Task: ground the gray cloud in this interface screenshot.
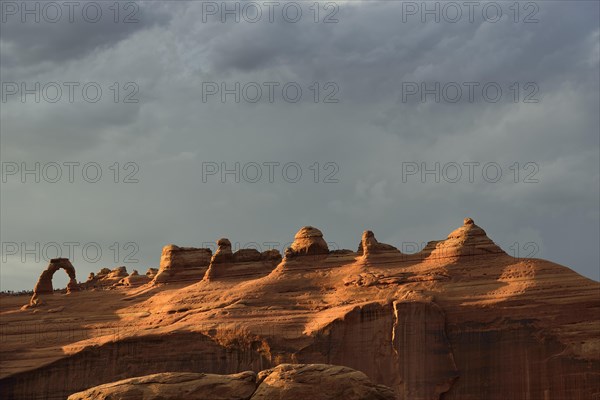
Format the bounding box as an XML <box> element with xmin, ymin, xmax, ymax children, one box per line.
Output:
<box><xmin>1</xmin><ymin>1</ymin><xmax>598</xmax><ymax>290</ymax></box>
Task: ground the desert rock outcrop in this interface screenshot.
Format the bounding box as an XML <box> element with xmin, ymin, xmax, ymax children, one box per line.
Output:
<box><xmin>115</xmin><ymin>270</ymin><xmax>151</xmax><ymax>287</ymax></box>
<box><xmin>67</xmin><ymin>364</ymin><xmax>395</xmax><ymax>400</ymax></box>
<box><xmin>82</xmin><ymin>266</ymin><xmax>129</xmax><ymax>289</ymax></box>
<box><xmin>32</xmin><ymin>258</ymin><xmax>78</xmax><ymax>295</ymax></box>
<box><xmin>2</xmin><ymin>218</ymin><xmax>598</xmax><ymax>400</ymax></box>
<box><xmin>211</xmin><ymin>238</ymin><xmax>234</xmax><ymax>263</ymax></box>
<box><xmin>145</xmin><ymin>268</ymin><xmax>158</xmax><ymax>279</ymax></box>
<box><xmin>358</xmin><ymin>230</ymin><xmax>400</xmax><ymax>257</ymax></box>
<box><xmin>204</xmin><ymin>239</ymin><xmax>281</xmax><ymax>281</ymax></box>
<box><xmin>284</xmin><ymin>226</ymin><xmax>329</xmax><ymax>258</ymax></box>
<box><xmin>27</xmin><ymin>258</ymin><xmax>79</xmax><ymax>307</ymax></box>
<box><xmin>152</xmin><ymin>245</ymin><xmax>212</xmax><ymax>284</ymax></box>
<box><xmin>67</xmin><ymin>371</ymin><xmax>257</xmax><ymax>400</ymax></box>
<box><xmin>252</xmin><ymin>364</ymin><xmax>396</xmax><ymax>400</ymax></box>
<box><xmin>424</xmin><ymin>217</ymin><xmax>505</xmax><ymax>261</ymax></box>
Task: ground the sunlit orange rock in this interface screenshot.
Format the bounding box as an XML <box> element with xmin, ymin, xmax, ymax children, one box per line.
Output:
<box><xmin>1</xmin><ymin>219</ymin><xmax>598</xmax><ymax>400</ymax></box>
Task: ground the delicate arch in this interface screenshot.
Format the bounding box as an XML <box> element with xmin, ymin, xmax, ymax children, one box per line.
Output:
<box><xmin>33</xmin><ymin>258</ymin><xmax>79</xmax><ymax>295</ymax></box>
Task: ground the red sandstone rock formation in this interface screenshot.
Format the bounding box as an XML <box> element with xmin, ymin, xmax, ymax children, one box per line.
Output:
<box><xmin>145</xmin><ymin>268</ymin><xmax>158</xmax><ymax>279</ymax></box>
<box><xmin>67</xmin><ymin>364</ymin><xmax>395</xmax><ymax>400</ymax></box>
<box><xmin>68</xmin><ymin>371</ymin><xmax>257</xmax><ymax>400</ymax></box>
<box><xmin>82</xmin><ymin>266</ymin><xmax>129</xmax><ymax>289</ymax></box>
<box><xmin>284</xmin><ymin>226</ymin><xmax>329</xmax><ymax>258</ymax></box>
<box><xmin>152</xmin><ymin>245</ymin><xmax>212</xmax><ymax>284</ymax></box>
<box><xmin>114</xmin><ymin>270</ymin><xmax>151</xmax><ymax>287</ymax></box>
<box><xmin>204</xmin><ymin>239</ymin><xmax>281</xmax><ymax>281</ymax></box>
<box><xmin>423</xmin><ymin>217</ymin><xmax>505</xmax><ymax>261</ymax></box>
<box><xmin>32</xmin><ymin>258</ymin><xmax>78</xmax><ymax>294</ymax></box>
<box><xmin>1</xmin><ymin>218</ymin><xmax>598</xmax><ymax>400</ymax></box>
<box><xmin>358</xmin><ymin>230</ymin><xmax>400</xmax><ymax>257</ymax></box>
<box><xmin>28</xmin><ymin>258</ymin><xmax>79</xmax><ymax>306</ymax></box>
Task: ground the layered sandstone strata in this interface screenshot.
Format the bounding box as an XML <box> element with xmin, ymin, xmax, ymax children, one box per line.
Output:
<box><xmin>284</xmin><ymin>226</ymin><xmax>329</xmax><ymax>258</ymax></box>
<box><xmin>152</xmin><ymin>245</ymin><xmax>212</xmax><ymax>284</ymax></box>
<box><xmin>204</xmin><ymin>239</ymin><xmax>281</xmax><ymax>281</ymax></box>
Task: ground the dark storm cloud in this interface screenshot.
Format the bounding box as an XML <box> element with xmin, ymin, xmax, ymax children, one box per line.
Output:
<box><xmin>0</xmin><ymin>1</ymin><xmax>172</xmax><ymax>72</ymax></box>
<box><xmin>1</xmin><ymin>1</ymin><xmax>598</xmax><ymax>290</ymax></box>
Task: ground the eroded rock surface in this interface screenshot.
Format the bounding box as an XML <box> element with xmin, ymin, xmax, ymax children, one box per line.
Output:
<box><xmin>425</xmin><ymin>217</ymin><xmax>505</xmax><ymax>261</ymax></box>
<box><xmin>152</xmin><ymin>245</ymin><xmax>212</xmax><ymax>284</ymax></box>
<box><xmin>115</xmin><ymin>270</ymin><xmax>151</xmax><ymax>287</ymax></box>
<box><xmin>284</xmin><ymin>226</ymin><xmax>329</xmax><ymax>258</ymax></box>
<box><xmin>252</xmin><ymin>364</ymin><xmax>396</xmax><ymax>400</ymax></box>
<box><xmin>67</xmin><ymin>371</ymin><xmax>257</xmax><ymax>400</ymax></box>
<box><xmin>27</xmin><ymin>258</ymin><xmax>80</xmax><ymax>306</ymax></box>
<box><xmin>204</xmin><ymin>239</ymin><xmax>281</xmax><ymax>281</ymax></box>
<box><xmin>2</xmin><ymin>219</ymin><xmax>598</xmax><ymax>400</ymax></box>
<box><xmin>358</xmin><ymin>230</ymin><xmax>400</xmax><ymax>257</ymax></box>
<box><xmin>145</xmin><ymin>268</ymin><xmax>158</xmax><ymax>279</ymax></box>
<box><xmin>67</xmin><ymin>365</ymin><xmax>395</xmax><ymax>400</ymax></box>
<box><xmin>82</xmin><ymin>266</ymin><xmax>129</xmax><ymax>289</ymax></box>
<box><xmin>32</xmin><ymin>258</ymin><xmax>78</xmax><ymax>295</ymax></box>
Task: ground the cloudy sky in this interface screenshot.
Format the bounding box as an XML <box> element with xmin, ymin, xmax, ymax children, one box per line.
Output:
<box><xmin>1</xmin><ymin>0</ymin><xmax>598</xmax><ymax>290</ymax></box>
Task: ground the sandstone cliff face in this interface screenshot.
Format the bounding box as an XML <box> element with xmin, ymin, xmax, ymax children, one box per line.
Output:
<box><xmin>67</xmin><ymin>364</ymin><xmax>395</xmax><ymax>400</ymax></box>
<box><xmin>152</xmin><ymin>245</ymin><xmax>212</xmax><ymax>284</ymax></box>
<box><xmin>295</xmin><ymin>301</ymin><xmax>458</xmax><ymax>399</ymax></box>
<box><xmin>1</xmin><ymin>219</ymin><xmax>598</xmax><ymax>400</ymax></box>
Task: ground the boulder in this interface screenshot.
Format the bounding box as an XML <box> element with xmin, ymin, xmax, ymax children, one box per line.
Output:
<box><xmin>67</xmin><ymin>371</ymin><xmax>257</xmax><ymax>400</ymax></box>
<box><xmin>67</xmin><ymin>365</ymin><xmax>395</xmax><ymax>400</ymax></box>
<box><xmin>114</xmin><ymin>270</ymin><xmax>151</xmax><ymax>287</ymax></box>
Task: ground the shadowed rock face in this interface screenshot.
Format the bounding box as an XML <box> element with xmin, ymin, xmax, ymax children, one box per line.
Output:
<box><xmin>2</xmin><ymin>219</ymin><xmax>599</xmax><ymax>400</ymax></box>
<box><xmin>296</xmin><ymin>301</ymin><xmax>458</xmax><ymax>399</ymax></box>
<box><xmin>67</xmin><ymin>365</ymin><xmax>396</xmax><ymax>400</ymax></box>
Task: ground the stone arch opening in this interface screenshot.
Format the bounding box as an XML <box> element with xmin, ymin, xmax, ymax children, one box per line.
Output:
<box><xmin>33</xmin><ymin>258</ymin><xmax>80</xmax><ymax>295</ymax></box>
